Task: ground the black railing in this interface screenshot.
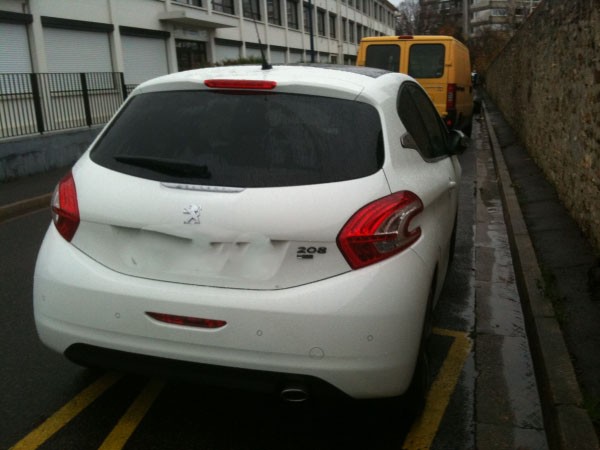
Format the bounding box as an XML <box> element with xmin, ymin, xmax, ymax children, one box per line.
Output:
<box><xmin>0</xmin><ymin>72</ymin><xmax>129</xmax><ymax>139</ymax></box>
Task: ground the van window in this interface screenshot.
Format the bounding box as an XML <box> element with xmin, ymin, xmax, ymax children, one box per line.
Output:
<box><xmin>90</xmin><ymin>91</ymin><xmax>383</xmax><ymax>188</ymax></box>
<box><xmin>408</xmin><ymin>44</ymin><xmax>445</xmax><ymax>78</ymax></box>
<box><xmin>365</xmin><ymin>45</ymin><xmax>400</xmax><ymax>72</ymax></box>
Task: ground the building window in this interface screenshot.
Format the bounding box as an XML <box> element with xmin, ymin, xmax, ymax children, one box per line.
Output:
<box><xmin>342</xmin><ymin>18</ymin><xmax>347</xmax><ymax>41</ymax></box>
<box><xmin>303</xmin><ymin>3</ymin><xmax>312</xmax><ymax>32</ymax></box>
<box><xmin>213</xmin><ymin>0</ymin><xmax>234</xmax><ymax>14</ymax></box>
<box><xmin>317</xmin><ymin>9</ymin><xmax>325</xmax><ymax>36</ymax></box>
<box><xmin>329</xmin><ymin>13</ymin><xmax>336</xmax><ymax>38</ymax></box>
<box><xmin>357</xmin><ymin>25</ymin><xmax>362</xmax><ymax>42</ymax></box>
<box><xmin>243</xmin><ymin>0</ymin><xmax>261</xmax><ymax>20</ymax></box>
<box><xmin>176</xmin><ymin>40</ymin><xmax>207</xmax><ymax>71</ymax></box>
<box><xmin>268</xmin><ymin>0</ymin><xmax>282</xmax><ymax>25</ymax></box>
<box><xmin>355</xmin><ymin>0</ymin><xmax>361</xmax><ymax>10</ymax></box>
<box><xmin>349</xmin><ymin>20</ymin><xmax>354</xmax><ymax>43</ymax></box>
<box><xmin>287</xmin><ymin>0</ymin><xmax>299</xmax><ymax>29</ymax></box>
<box><xmin>174</xmin><ymin>0</ymin><xmax>203</xmax><ymax>6</ymax></box>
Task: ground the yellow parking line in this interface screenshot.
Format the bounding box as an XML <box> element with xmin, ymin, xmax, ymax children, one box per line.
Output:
<box><xmin>98</xmin><ymin>378</ymin><xmax>165</xmax><ymax>450</ymax></box>
<box><xmin>403</xmin><ymin>328</ymin><xmax>472</xmax><ymax>450</ymax></box>
<box><xmin>10</xmin><ymin>372</ymin><xmax>122</xmax><ymax>450</ymax></box>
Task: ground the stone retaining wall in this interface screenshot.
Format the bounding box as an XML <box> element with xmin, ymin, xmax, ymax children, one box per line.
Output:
<box><xmin>486</xmin><ymin>0</ymin><xmax>600</xmax><ymax>254</ymax></box>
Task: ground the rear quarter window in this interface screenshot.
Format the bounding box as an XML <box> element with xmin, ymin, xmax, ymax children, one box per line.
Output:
<box><xmin>90</xmin><ymin>91</ymin><xmax>384</xmax><ymax>188</ymax></box>
<box><xmin>398</xmin><ymin>83</ymin><xmax>448</xmax><ymax>160</ymax></box>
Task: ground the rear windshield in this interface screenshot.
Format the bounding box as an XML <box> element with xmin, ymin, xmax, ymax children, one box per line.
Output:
<box><xmin>408</xmin><ymin>44</ymin><xmax>445</xmax><ymax>78</ymax></box>
<box><xmin>365</xmin><ymin>45</ymin><xmax>400</xmax><ymax>72</ymax></box>
<box><xmin>90</xmin><ymin>90</ymin><xmax>383</xmax><ymax>188</ymax></box>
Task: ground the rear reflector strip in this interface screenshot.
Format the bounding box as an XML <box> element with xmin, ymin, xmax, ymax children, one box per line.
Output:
<box><xmin>204</xmin><ymin>79</ymin><xmax>277</xmax><ymax>90</ymax></box>
<box><xmin>146</xmin><ymin>312</ymin><xmax>227</xmax><ymax>329</ymax></box>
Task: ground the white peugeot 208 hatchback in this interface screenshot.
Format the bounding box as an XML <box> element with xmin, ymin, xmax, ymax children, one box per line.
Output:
<box><xmin>34</xmin><ymin>64</ymin><xmax>465</xmax><ymax>406</ymax></box>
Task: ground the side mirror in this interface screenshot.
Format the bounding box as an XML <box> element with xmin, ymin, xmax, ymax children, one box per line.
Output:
<box><xmin>448</xmin><ymin>129</ymin><xmax>470</xmax><ymax>155</ymax></box>
<box><xmin>400</xmin><ymin>132</ymin><xmax>419</xmax><ymax>150</ymax></box>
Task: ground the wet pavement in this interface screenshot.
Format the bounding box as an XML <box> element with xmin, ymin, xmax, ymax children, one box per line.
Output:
<box><xmin>474</xmin><ymin>115</ymin><xmax>547</xmax><ymax>449</ymax></box>
<box><xmin>483</xmin><ymin>92</ymin><xmax>600</xmax><ymax>449</ymax></box>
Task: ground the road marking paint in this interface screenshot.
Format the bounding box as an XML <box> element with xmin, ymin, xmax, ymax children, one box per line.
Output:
<box><xmin>9</xmin><ymin>372</ymin><xmax>122</xmax><ymax>450</ymax></box>
<box><xmin>403</xmin><ymin>328</ymin><xmax>472</xmax><ymax>450</ymax></box>
<box><xmin>98</xmin><ymin>378</ymin><xmax>165</xmax><ymax>450</ymax></box>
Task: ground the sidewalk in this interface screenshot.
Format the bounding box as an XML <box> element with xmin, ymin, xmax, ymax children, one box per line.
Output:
<box><xmin>482</xmin><ymin>91</ymin><xmax>600</xmax><ymax>449</ymax></box>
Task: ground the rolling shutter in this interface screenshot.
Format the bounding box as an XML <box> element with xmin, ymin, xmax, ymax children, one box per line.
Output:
<box><xmin>0</xmin><ymin>22</ymin><xmax>32</xmax><ymax>73</ymax></box>
<box><xmin>121</xmin><ymin>35</ymin><xmax>169</xmax><ymax>85</ymax></box>
<box><xmin>289</xmin><ymin>50</ymin><xmax>304</xmax><ymax>63</ymax></box>
<box><xmin>270</xmin><ymin>48</ymin><xmax>286</xmax><ymax>63</ymax></box>
<box><xmin>215</xmin><ymin>43</ymin><xmax>240</xmax><ymax>62</ymax></box>
<box><xmin>44</xmin><ymin>27</ymin><xmax>112</xmax><ymax>73</ymax></box>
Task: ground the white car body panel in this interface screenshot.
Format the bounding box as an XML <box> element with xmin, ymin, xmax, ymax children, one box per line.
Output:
<box><xmin>35</xmin><ymin>224</ymin><xmax>430</xmax><ymax>399</ymax></box>
<box><xmin>70</xmin><ymin>158</ymin><xmax>392</xmax><ymax>290</ymax></box>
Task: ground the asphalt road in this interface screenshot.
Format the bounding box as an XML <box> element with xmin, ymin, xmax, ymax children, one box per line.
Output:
<box><xmin>0</xmin><ymin>116</ymin><xmax>548</xmax><ymax>450</ymax></box>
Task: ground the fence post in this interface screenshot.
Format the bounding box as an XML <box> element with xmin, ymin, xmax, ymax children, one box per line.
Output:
<box><xmin>29</xmin><ymin>73</ymin><xmax>45</xmax><ymax>134</ymax></box>
<box><xmin>119</xmin><ymin>72</ymin><xmax>127</xmax><ymax>101</ymax></box>
<box><xmin>80</xmin><ymin>73</ymin><xmax>92</xmax><ymax>127</ymax></box>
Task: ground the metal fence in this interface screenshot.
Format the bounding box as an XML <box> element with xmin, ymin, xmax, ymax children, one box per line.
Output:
<box><xmin>0</xmin><ymin>72</ymin><xmax>131</xmax><ymax>139</ymax></box>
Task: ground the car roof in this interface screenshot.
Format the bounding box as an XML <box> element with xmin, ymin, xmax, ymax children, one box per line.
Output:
<box><xmin>132</xmin><ymin>64</ymin><xmax>413</xmax><ymax>100</ymax></box>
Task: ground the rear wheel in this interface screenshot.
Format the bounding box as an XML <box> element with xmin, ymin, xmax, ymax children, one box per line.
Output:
<box><xmin>449</xmin><ymin>215</ymin><xmax>458</xmax><ymax>265</ymax></box>
<box><xmin>401</xmin><ymin>276</ymin><xmax>436</xmax><ymax>418</ymax></box>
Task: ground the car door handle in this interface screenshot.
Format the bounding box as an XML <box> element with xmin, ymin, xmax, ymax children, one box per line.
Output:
<box><xmin>448</xmin><ymin>180</ymin><xmax>457</xmax><ymax>189</ymax></box>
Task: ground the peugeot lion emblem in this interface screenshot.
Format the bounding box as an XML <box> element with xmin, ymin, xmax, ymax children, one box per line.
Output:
<box><xmin>183</xmin><ymin>204</ymin><xmax>201</xmax><ymax>224</ymax></box>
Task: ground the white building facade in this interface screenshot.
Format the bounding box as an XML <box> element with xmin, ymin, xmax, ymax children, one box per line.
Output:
<box><xmin>470</xmin><ymin>0</ymin><xmax>541</xmax><ymax>35</ymax></box>
<box><xmin>0</xmin><ymin>0</ymin><xmax>397</xmax><ymax>86</ymax></box>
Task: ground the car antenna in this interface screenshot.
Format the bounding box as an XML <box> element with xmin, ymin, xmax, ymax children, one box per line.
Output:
<box><xmin>248</xmin><ymin>0</ymin><xmax>272</xmax><ymax>70</ymax></box>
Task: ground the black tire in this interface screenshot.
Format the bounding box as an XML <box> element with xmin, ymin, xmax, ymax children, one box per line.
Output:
<box><xmin>401</xmin><ymin>277</ymin><xmax>436</xmax><ymax>418</ymax></box>
<box><xmin>449</xmin><ymin>215</ymin><xmax>458</xmax><ymax>265</ymax></box>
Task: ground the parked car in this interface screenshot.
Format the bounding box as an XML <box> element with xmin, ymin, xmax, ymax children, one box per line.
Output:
<box><xmin>34</xmin><ymin>64</ymin><xmax>466</xmax><ymax>410</ymax></box>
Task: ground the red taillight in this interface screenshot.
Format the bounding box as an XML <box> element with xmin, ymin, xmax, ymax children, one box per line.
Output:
<box><xmin>51</xmin><ymin>171</ymin><xmax>80</xmax><ymax>242</ymax></box>
<box><xmin>446</xmin><ymin>83</ymin><xmax>456</xmax><ymax>111</ymax></box>
<box><xmin>146</xmin><ymin>312</ymin><xmax>227</xmax><ymax>329</ymax></box>
<box><xmin>337</xmin><ymin>191</ymin><xmax>423</xmax><ymax>270</ymax></box>
<box><xmin>204</xmin><ymin>79</ymin><xmax>277</xmax><ymax>90</ymax></box>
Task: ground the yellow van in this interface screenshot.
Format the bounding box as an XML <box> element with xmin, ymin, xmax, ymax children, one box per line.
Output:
<box><xmin>357</xmin><ymin>35</ymin><xmax>473</xmax><ymax>132</ymax></box>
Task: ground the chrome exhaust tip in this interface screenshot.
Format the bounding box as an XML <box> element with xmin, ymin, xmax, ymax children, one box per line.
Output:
<box><xmin>280</xmin><ymin>385</ymin><xmax>309</xmax><ymax>403</ymax></box>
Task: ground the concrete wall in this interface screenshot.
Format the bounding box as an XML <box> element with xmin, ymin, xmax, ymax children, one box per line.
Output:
<box><xmin>486</xmin><ymin>0</ymin><xmax>600</xmax><ymax>254</ymax></box>
<box><xmin>0</xmin><ymin>126</ymin><xmax>101</xmax><ymax>181</ymax></box>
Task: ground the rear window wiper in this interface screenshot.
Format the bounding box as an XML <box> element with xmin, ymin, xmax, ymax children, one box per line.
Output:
<box><xmin>114</xmin><ymin>155</ymin><xmax>211</xmax><ymax>179</ymax></box>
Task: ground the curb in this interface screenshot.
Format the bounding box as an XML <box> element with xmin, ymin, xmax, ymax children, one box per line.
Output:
<box><xmin>483</xmin><ymin>102</ymin><xmax>600</xmax><ymax>450</ymax></box>
<box><xmin>0</xmin><ymin>193</ymin><xmax>51</xmax><ymax>224</ymax></box>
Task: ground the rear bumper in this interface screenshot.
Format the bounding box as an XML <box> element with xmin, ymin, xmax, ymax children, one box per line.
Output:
<box><xmin>65</xmin><ymin>343</ymin><xmax>347</xmax><ymax>398</ymax></box>
<box><xmin>34</xmin><ymin>225</ymin><xmax>432</xmax><ymax>399</ymax></box>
